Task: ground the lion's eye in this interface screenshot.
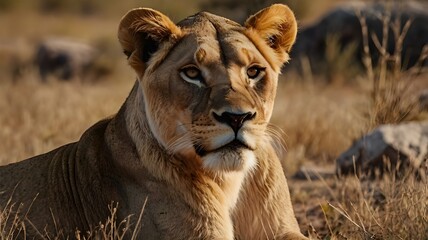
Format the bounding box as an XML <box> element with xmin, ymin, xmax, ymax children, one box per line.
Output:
<box><xmin>180</xmin><ymin>65</ymin><xmax>205</xmax><ymax>88</ymax></box>
<box><xmin>247</xmin><ymin>67</ymin><xmax>259</xmax><ymax>78</ymax></box>
<box><xmin>247</xmin><ymin>66</ymin><xmax>266</xmax><ymax>82</ymax></box>
<box><xmin>183</xmin><ymin>67</ymin><xmax>200</xmax><ymax>79</ymax></box>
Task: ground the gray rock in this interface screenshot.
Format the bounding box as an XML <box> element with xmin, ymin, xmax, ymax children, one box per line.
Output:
<box><xmin>288</xmin><ymin>2</ymin><xmax>428</xmax><ymax>77</ymax></box>
<box><xmin>35</xmin><ymin>38</ymin><xmax>97</xmax><ymax>82</ymax></box>
<box><xmin>336</xmin><ymin>121</ymin><xmax>428</xmax><ymax>178</ymax></box>
<box><xmin>0</xmin><ymin>39</ymin><xmax>32</xmax><ymax>82</ymax></box>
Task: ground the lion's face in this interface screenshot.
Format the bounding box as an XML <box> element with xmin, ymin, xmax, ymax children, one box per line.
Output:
<box><xmin>118</xmin><ymin>6</ymin><xmax>297</xmax><ymax>172</ymax></box>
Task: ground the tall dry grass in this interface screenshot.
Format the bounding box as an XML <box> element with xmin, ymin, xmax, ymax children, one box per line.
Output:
<box><xmin>0</xmin><ymin>80</ymin><xmax>132</xmax><ymax>165</ymax></box>
<box><xmin>294</xmin><ymin>169</ymin><xmax>428</xmax><ymax>239</ymax></box>
<box><xmin>356</xmin><ymin>7</ymin><xmax>428</xmax><ymax>129</ymax></box>
<box><xmin>272</xmin><ymin>79</ymin><xmax>367</xmax><ymax>174</ymax></box>
<box><xmin>327</xmin><ymin>173</ymin><xmax>427</xmax><ymax>239</ymax></box>
<box><xmin>0</xmin><ymin>199</ymin><xmax>146</xmax><ymax>239</ymax></box>
<box><xmin>289</xmin><ymin>6</ymin><xmax>428</xmax><ymax>239</ymax></box>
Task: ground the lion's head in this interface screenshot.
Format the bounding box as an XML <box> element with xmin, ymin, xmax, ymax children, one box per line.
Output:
<box><xmin>118</xmin><ymin>5</ymin><xmax>297</xmax><ymax>172</ymax></box>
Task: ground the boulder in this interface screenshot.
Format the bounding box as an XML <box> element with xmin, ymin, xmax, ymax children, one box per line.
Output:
<box><xmin>288</xmin><ymin>2</ymin><xmax>428</xmax><ymax>78</ymax></box>
<box><xmin>35</xmin><ymin>38</ymin><xmax>97</xmax><ymax>82</ymax></box>
<box><xmin>0</xmin><ymin>39</ymin><xmax>32</xmax><ymax>82</ymax></box>
<box><xmin>336</xmin><ymin>121</ymin><xmax>428</xmax><ymax>178</ymax></box>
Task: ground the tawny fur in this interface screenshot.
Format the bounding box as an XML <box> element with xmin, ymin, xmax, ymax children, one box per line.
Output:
<box><xmin>0</xmin><ymin>4</ymin><xmax>307</xmax><ymax>240</ymax></box>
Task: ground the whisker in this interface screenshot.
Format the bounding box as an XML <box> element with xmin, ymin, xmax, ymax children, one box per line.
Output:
<box><xmin>166</xmin><ymin>132</ymin><xmax>194</xmax><ymax>153</ymax></box>
<box><xmin>266</xmin><ymin>123</ymin><xmax>286</xmax><ymax>141</ymax></box>
<box><xmin>265</xmin><ymin>123</ymin><xmax>287</xmax><ymax>155</ymax></box>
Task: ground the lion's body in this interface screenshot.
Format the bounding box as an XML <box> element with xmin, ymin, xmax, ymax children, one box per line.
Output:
<box><xmin>0</xmin><ymin>5</ymin><xmax>307</xmax><ymax>239</ymax></box>
<box><xmin>0</xmin><ymin>114</ymin><xmax>119</xmax><ymax>237</ymax></box>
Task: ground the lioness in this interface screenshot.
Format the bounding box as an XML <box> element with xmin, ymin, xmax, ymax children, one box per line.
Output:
<box><xmin>0</xmin><ymin>4</ymin><xmax>307</xmax><ymax>240</ymax></box>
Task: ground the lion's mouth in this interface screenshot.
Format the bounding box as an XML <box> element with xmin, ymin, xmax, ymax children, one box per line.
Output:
<box><xmin>194</xmin><ymin>139</ymin><xmax>252</xmax><ymax>157</ymax></box>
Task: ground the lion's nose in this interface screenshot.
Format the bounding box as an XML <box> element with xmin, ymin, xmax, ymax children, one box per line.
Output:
<box><xmin>213</xmin><ymin>111</ymin><xmax>256</xmax><ymax>134</ymax></box>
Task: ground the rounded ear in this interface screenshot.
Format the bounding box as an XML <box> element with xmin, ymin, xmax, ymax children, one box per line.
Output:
<box><xmin>244</xmin><ymin>4</ymin><xmax>297</xmax><ymax>64</ymax></box>
<box><xmin>118</xmin><ymin>8</ymin><xmax>182</xmax><ymax>72</ymax></box>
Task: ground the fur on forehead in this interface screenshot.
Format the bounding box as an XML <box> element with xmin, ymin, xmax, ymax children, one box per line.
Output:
<box><xmin>118</xmin><ymin>4</ymin><xmax>297</xmax><ymax>75</ymax></box>
<box><xmin>177</xmin><ymin>11</ymin><xmax>241</xmax><ymax>30</ymax></box>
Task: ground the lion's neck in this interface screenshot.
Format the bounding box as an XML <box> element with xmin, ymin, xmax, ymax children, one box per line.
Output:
<box><xmin>124</xmin><ymin>81</ymin><xmax>180</xmax><ymax>179</ymax></box>
<box><xmin>206</xmin><ymin>170</ymin><xmax>247</xmax><ymax>210</ymax></box>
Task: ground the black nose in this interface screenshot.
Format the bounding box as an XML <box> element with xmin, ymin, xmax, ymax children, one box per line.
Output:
<box><xmin>213</xmin><ymin>111</ymin><xmax>256</xmax><ymax>133</ymax></box>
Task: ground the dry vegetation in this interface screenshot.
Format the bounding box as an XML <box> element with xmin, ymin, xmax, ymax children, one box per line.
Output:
<box><xmin>1</xmin><ymin>0</ymin><xmax>428</xmax><ymax>239</ymax></box>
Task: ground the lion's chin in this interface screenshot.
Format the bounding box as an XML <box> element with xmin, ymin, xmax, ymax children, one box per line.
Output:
<box><xmin>201</xmin><ymin>149</ymin><xmax>256</xmax><ymax>172</ymax></box>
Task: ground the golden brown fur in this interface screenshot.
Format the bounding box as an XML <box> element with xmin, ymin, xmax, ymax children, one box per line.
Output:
<box><xmin>0</xmin><ymin>4</ymin><xmax>307</xmax><ymax>239</ymax></box>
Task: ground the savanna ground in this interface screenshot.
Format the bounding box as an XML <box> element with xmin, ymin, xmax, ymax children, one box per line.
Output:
<box><xmin>1</xmin><ymin>0</ymin><xmax>427</xmax><ymax>239</ymax></box>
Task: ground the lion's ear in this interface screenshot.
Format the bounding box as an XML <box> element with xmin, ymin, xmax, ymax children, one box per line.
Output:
<box><xmin>244</xmin><ymin>4</ymin><xmax>297</xmax><ymax>64</ymax></box>
<box><xmin>118</xmin><ymin>8</ymin><xmax>181</xmax><ymax>71</ymax></box>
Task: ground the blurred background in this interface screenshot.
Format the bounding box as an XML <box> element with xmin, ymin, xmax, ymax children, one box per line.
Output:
<box><xmin>0</xmin><ymin>0</ymin><xmax>427</xmax><ymax>239</ymax></box>
<box><xmin>0</xmin><ymin>0</ymin><xmax>345</xmax><ymax>85</ymax></box>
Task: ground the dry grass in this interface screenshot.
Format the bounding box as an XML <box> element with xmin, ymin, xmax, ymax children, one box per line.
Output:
<box><xmin>287</xmin><ymin>6</ymin><xmax>428</xmax><ymax>240</ymax></box>
<box><xmin>0</xmin><ymin>79</ymin><xmax>133</xmax><ymax>165</ymax></box>
<box><xmin>356</xmin><ymin>8</ymin><xmax>428</xmax><ymax>129</ymax></box>
<box><xmin>291</xmin><ymin>171</ymin><xmax>428</xmax><ymax>239</ymax></box>
<box><xmin>273</xmin><ymin>79</ymin><xmax>368</xmax><ymax>174</ymax></box>
<box><xmin>277</xmin><ymin>73</ymin><xmax>427</xmax><ymax>239</ymax></box>
<box><xmin>0</xmin><ymin>199</ymin><xmax>146</xmax><ymax>239</ymax></box>
<box><xmin>75</xmin><ymin>200</ymin><xmax>147</xmax><ymax>240</ymax></box>
<box><xmin>1</xmin><ymin>1</ymin><xmax>428</xmax><ymax>239</ymax></box>
<box><xmin>331</xmin><ymin>174</ymin><xmax>427</xmax><ymax>239</ymax></box>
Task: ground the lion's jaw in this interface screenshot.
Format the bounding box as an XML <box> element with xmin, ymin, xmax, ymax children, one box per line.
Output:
<box><xmin>201</xmin><ymin>148</ymin><xmax>257</xmax><ymax>173</ymax></box>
